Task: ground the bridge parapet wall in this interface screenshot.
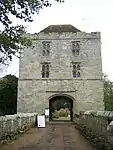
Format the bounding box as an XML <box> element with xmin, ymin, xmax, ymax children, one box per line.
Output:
<box><xmin>74</xmin><ymin>111</ymin><xmax>113</xmax><ymax>149</ymax></box>
<box><xmin>0</xmin><ymin>113</ymin><xmax>37</xmax><ymax>145</ymax></box>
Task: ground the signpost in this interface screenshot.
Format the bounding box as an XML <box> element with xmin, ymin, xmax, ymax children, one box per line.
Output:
<box><xmin>37</xmin><ymin>108</ymin><xmax>49</xmax><ymax>127</ymax></box>
<box><xmin>45</xmin><ymin>108</ymin><xmax>49</xmax><ymax>116</ymax></box>
<box><xmin>45</xmin><ymin>108</ymin><xmax>49</xmax><ymax>122</ymax></box>
<box><xmin>38</xmin><ymin>115</ymin><xmax>45</xmax><ymax>127</ymax></box>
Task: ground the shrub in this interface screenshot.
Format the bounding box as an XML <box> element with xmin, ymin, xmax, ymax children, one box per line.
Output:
<box><xmin>52</xmin><ymin>110</ymin><xmax>59</xmax><ymax>118</ymax></box>
<box><xmin>58</xmin><ymin>108</ymin><xmax>69</xmax><ymax>117</ymax></box>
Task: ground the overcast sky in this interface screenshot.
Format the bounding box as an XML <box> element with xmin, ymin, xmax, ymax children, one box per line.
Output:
<box><xmin>2</xmin><ymin>0</ymin><xmax>113</xmax><ymax>81</ymax></box>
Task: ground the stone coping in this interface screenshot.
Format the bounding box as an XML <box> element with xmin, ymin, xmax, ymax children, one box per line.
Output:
<box><xmin>81</xmin><ymin>111</ymin><xmax>113</xmax><ymax>119</ymax></box>
<box><xmin>0</xmin><ymin>113</ymin><xmax>38</xmax><ymax>121</ymax></box>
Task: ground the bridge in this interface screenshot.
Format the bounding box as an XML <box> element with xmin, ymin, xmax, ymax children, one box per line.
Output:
<box><xmin>0</xmin><ymin>111</ymin><xmax>113</xmax><ymax>150</ymax></box>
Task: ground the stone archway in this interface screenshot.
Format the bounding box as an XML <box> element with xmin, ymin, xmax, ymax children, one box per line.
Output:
<box><xmin>49</xmin><ymin>94</ymin><xmax>74</xmax><ymax>121</ymax></box>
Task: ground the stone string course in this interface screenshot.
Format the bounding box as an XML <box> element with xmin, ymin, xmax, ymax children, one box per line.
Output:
<box><xmin>0</xmin><ymin>113</ymin><xmax>37</xmax><ymax>145</ymax></box>
<box><xmin>74</xmin><ymin>111</ymin><xmax>113</xmax><ymax>149</ymax></box>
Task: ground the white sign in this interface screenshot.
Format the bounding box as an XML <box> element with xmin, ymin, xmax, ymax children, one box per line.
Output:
<box><xmin>38</xmin><ymin>115</ymin><xmax>45</xmax><ymax>127</ymax></box>
<box><xmin>68</xmin><ymin>115</ymin><xmax>70</xmax><ymax>118</ymax></box>
<box><xmin>45</xmin><ymin>109</ymin><xmax>49</xmax><ymax>116</ymax></box>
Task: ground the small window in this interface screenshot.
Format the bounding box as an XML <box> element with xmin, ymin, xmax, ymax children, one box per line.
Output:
<box><xmin>47</xmin><ymin>43</ymin><xmax>50</xmax><ymax>50</ymax></box>
<box><xmin>71</xmin><ymin>41</ymin><xmax>80</xmax><ymax>55</ymax></box>
<box><xmin>72</xmin><ymin>43</ymin><xmax>76</xmax><ymax>50</ymax></box>
<box><xmin>73</xmin><ymin>71</ymin><xmax>76</xmax><ymax>78</ymax></box>
<box><xmin>42</xmin><ymin>72</ymin><xmax>45</xmax><ymax>78</ymax></box>
<box><xmin>77</xmin><ymin>72</ymin><xmax>81</xmax><ymax>77</ymax></box>
<box><xmin>73</xmin><ymin>65</ymin><xmax>76</xmax><ymax>70</ymax></box>
<box><xmin>42</xmin><ymin>41</ymin><xmax>50</xmax><ymax>56</ymax></box>
<box><xmin>72</xmin><ymin>63</ymin><xmax>81</xmax><ymax>78</ymax></box>
<box><xmin>46</xmin><ymin>71</ymin><xmax>49</xmax><ymax>78</ymax></box>
<box><xmin>43</xmin><ymin>43</ymin><xmax>46</xmax><ymax>49</ymax></box>
<box><xmin>42</xmin><ymin>64</ymin><xmax>50</xmax><ymax>78</ymax></box>
<box><xmin>77</xmin><ymin>64</ymin><xmax>80</xmax><ymax>70</ymax></box>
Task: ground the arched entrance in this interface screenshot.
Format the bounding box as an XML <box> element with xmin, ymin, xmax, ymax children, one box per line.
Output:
<box><xmin>49</xmin><ymin>95</ymin><xmax>73</xmax><ymax>121</ymax></box>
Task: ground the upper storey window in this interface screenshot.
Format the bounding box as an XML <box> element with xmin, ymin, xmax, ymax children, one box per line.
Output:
<box><xmin>42</xmin><ymin>63</ymin><xmax>50</xmax><ymax>78</ymax></box>
<box><xmin>71</xmin><ymin>41</ymin><xmax>80</xmax><ymax>56</ymax></box>
<box><xmin>72</xmin><ymin>63</ymin><xmax>81</xmax><ymax>78</ymax></box>
<box><xmin>42</xmin><ymin>41</ymin><xmax>50</xmax><ymax>56</ymax></box>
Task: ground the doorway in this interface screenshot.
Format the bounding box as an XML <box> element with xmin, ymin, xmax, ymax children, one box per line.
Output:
<box><xmin>49</xmin><ymin>95</ymin><xmax>73</xmax><ymax>121</ymax></box>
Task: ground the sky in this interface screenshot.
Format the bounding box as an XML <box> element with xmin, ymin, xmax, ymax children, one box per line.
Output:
<box><xmin>1</xmin><ymin>0</ymin><xmax>113</xmax><ymax>81</ymax></box>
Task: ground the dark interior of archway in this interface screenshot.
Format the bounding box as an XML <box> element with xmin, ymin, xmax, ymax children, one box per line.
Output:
<box><xmin>49</xmin><ymin>96</ymin><xmax>73</xmax><ymax>121</ymax></box>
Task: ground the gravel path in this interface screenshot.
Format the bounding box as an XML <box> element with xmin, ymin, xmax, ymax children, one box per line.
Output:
<box><xmin>0</xmin><ymin>122</ymin><xmax>95</xmax><ymax>150</ymax></box>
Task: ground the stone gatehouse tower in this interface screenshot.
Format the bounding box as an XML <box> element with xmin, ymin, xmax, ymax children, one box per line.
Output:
<box><xmin>17</xmin><ymin>25</ymin><xmax>104</xmax><ymax>115</ymax></box>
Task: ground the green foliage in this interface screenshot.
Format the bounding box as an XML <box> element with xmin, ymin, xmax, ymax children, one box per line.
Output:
<box><xmin>0</xmin><ymin>0</ymin><xmax>64</xmax><ymax>27</ymax></box>
<box><xmin>0</xmin><ymin>0</ymin><xmax>64</xmax><ymax>65</ymax></box>
<box><xmin>0</xmin><ymin>74</ymin><xmax>18</xmax><ymax>115</ymax></box>
<box><xmin>52</xmin><ymin>110</ymin><xmax>59</xmax><ymax>118</ymax></box>
<box><xmin>0</xmin><ymin>25</ymin><xmax>32</xmax><ymax>64</ymax></box>
<box><xmin>51</xmin><ymin>98</ymin><xmax>72</xmax><ymax>111</ymax></box>
<box><xmin>103</xmin><ymin>75</ymin><xmax>113</xmax><ymax>110</ymax></box>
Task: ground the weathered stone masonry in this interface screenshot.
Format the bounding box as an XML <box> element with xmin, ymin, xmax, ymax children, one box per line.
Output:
<box><xmin>17</xmin><ymin>25</ymin><xmax>104</xmax><ymax>114</ymax></box>
<box><xmin>0</xmin><ymin>113</ymin><xmax>37</xmax><ymax>145</ymax></box>
<box><xmin>74</xmin><ymin>111</ymin><xmax>113</xmax><ymax>149</ymax></box>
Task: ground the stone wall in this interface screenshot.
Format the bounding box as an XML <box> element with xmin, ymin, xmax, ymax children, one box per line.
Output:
<box><xmin>17</xmin><ymin>79</ymin><xmax>104</xmax><ymax>114</ymax></box>
<box><xmin>74</xmin><ymin>111</ymin><xmax>113</xmax><ymax>149</ymax></box>
<box><xmin>18</xmin><ymin>29</ymin><xmax>104</xmax><ymax>114</ymax></box>
<box><xmin>0</xmin><ymin>113</ymin><xmax>37</xmax><ymax>145</ymax></box>
<box><xmin>19</xmin><ymin>32</ymin><xmax>102</xmax><ymax>80</ymax></box>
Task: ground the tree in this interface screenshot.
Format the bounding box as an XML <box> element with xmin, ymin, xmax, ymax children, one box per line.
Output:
<box><xmin>0</xmin><ymin>74</ymin><xmax>18</xmax><ymax>115</ymax></box>
<box><xmin>103</xmin><ymin>75</ymin><xmax>113</xmax><ymax>110</ymax></box>
<box><xmin>0</xmin><ymin>0</ymin><xmax>64</xmax><ymax>67</ymax></box>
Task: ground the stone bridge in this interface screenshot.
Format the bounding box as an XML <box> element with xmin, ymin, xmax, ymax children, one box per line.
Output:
<box><xmin>0</xmin><ymin>111</ymin><xmax>113</xmax><ymax>150</ymax></box>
